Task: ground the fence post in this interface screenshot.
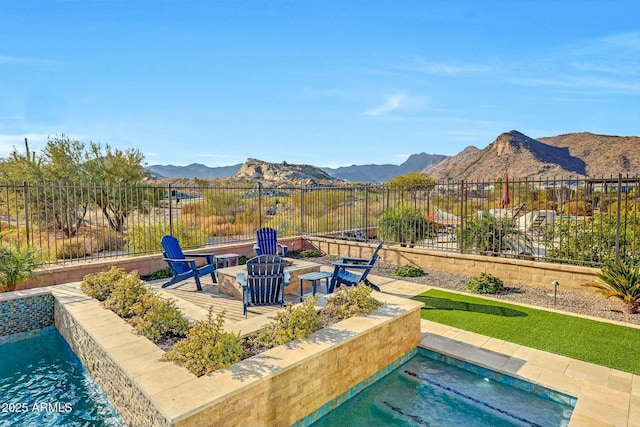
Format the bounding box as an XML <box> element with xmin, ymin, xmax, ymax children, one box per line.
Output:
<box><xmin>300</xmin><ymin>185</ymin><xmax>305</xmax><ymax>234</ymax></box>
<box><xmin>22</xmin><ymin>181</ymin><xmax>30</xmax><ymax>247</ymax></box>
<box><xmin>459</xmin><ymin>180</ymin><xmax>465</xmax><ymax>254</ymax></box>
<box><xmin>168</xmin><ymin>183</ymin><xmax>173</xmax><ymax>236</ymax></box>
<box><xmin>615</xmin><ymin>173</ymin><xmax>622</xmax><ymax>264</ymax></box>
<box><xmin>364</xmin><ymin>185</ymin><xmax>369</xmax><ymax>241</ymax></box>
<box><xmin>258</xmin><ymin>182</ymin><xmax>263</xmax><ymax>229</ymax></box>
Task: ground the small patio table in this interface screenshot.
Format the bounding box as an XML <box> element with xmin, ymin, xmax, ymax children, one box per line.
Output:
<box><xmin>298</xmin><ymin>271</ymin><xmax>332</xmax><ymax>301</ymax></box>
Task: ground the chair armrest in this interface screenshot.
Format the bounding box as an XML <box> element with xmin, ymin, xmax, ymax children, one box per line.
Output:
<box><xmin>284</xmin><ymin>271</ymin><xmax>291</xmax><ymax>285</ymax></box>
<box><xmin>184</xmin><ymin>254</ymin><xmax>215</xmax><ymax>263</ymax></box>
<box><xmin>164</xmin><ymin>257</ymin><xmax>200</xmax><ymax>264</ymax></box>
<box><xmin>236</xmin><ymin>272</ymin><xmax>247</xmax><ymax>288</ymax></box>
<box><xmin>340</xmin><ymin>257</ymin><xmax>369</xmax><ymax>264</ymax></box>
<box><xmin>278</xmin><ymin>244</ymin><xmax>288</xmax><ymax>257</ymax></box>
<box><xmin>331</xmin><ymin>262</ymin><xmax>372</xmax><ymax>270</ymax></box>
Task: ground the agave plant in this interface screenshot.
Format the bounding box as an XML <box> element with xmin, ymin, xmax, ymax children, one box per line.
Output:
<box><xmin>584</xmin><ymin>260</ymin><xmax>640</xmax><ymax>314</ymax></box>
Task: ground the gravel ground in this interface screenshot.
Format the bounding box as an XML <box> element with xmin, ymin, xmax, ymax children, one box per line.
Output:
<box><xmin>311</xmin><ymin>255</ymin><xmax>640</xmax><ymax>327</ymax></box>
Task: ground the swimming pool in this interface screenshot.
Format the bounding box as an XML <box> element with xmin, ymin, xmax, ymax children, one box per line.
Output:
<box><xmin>311</xmin><ymin>353</ymin><xmax>574</xmax><ymax>427</ymax></box>
<box><xmin>0</xmin><ymin>327</ymin><xmax>125</xmax><ymax>426</ymax></box>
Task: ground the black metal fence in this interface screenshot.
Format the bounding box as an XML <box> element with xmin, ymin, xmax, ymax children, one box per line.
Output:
<box><xmin>1</xmin><ymin>175</ymin><xmax>638</xmax><ymax>267</ymax></box>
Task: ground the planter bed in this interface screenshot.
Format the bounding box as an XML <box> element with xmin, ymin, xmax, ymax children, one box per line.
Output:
<box><xmin>53</xmin><ymin>283</ymin><xmax>423</xmax><ymax>426</ymax></box>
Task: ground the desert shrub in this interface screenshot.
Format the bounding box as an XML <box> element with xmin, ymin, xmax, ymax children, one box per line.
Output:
<box><xmin>163</xmin><ymin>309</ymin><xmax>244</xmax><ymax>377</ymax></box>
<box><xmin>97</xmin><ymin>229</ymin><xmax>125</xmax><ymax>252</ymax></box>
<box><xmin>298</xmin><ymin>249</ymin><xmax>323</xmax><ymax>258</ymax></box>
<box><xmin>466</xmin><ymin>272</ymin><xmax>504</xmax><ymax>294</ymax></box>
<box><xmin>324</xmin><ymin>284</ymin><xmax>384</xmax><ymax>320</ymax></box>
<box><xmin>129</xmin><ymin>293</ymin><xmax>190</xmax><ymax>342</ymax></box>
<box><xmin>238</xmin><ymin>255</ymin><xmax>249</xmax><ymax>265</ymax></box>
<box><xmin>250</xmin><ymin>297</ymin><xmax>324</xmax><ymax>351</ymax></box>
<box><xmin>125</xmin><ymin>221</ymin><xmax>204</xmax><ymax>253</ymax></box>
<box><xmin>103</xmin><ymin>271</ymin><xmax>149</xmax><ymax>318</ymax></box>
<box><xmin>392</xmin><ymin>265</ymin><xmax>424</xmax><ymax>277</ymax></box>
<box><xmin>56</xmin><ymin>240</ymin><xmax>91</xmax><ymax>259</ymax></box>
<box><xmin>80</xmin><ymin>266</ymin><xmax>128</xmax><ymax>301</ymax></box>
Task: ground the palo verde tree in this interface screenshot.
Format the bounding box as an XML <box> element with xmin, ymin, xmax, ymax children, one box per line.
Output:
<box><xmin>387</xmin><ymin>171</ymin><xmax>436</xmax><ymax>208</ymax></box>
<box><xmin>84</xmin><ymin>143</ymin><xmax>149</xmax><ymax>231</ymax></box>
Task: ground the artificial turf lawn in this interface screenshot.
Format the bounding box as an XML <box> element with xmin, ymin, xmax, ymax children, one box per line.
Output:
<box><xmin>412</xmin><ymin>289</ymin><xmax>640</xmax><ymax>375</ymax></box>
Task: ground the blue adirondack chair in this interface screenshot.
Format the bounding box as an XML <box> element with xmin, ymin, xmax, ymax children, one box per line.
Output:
<box><xmin>160</xmin><ymin>235</ymin><xmax>216</xmax><ymax>291</ymax></box>
<box><xmin>328</xmin><ymin>241</ymin><xmax>384</xmax><ymax>293</ymax></box>
<box><xmin>236</xmin><ymin>255</ymin><xmax>290</xmax><ymax>317</ymax></box>
<box><xmin>253</xmin><ymin>227</ymin><xmax>288</xmax><ymax>257</ymax></box>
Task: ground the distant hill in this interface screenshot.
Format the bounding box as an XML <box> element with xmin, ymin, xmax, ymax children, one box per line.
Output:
<box><xmin>321</xmin><ymin>152</ymin><xmax>447</xmax><ymax>183</ymax></box>
<box><xmin>537</xmin><ymin>132</ymin><xmax>640</xmax><ymax>177</ymax></box>
<box><xmin>146</xmin><ymin>131</ymin><xmax>639</xmax><ymax>182</ymax></box>
<box><xmin>235</xmin><ymin>158</ymin><xmax>340</xmax><ymax>183</ymax></box>
<box><xmin>425</xmin><ymin>130</ymin><xmax>638</xmax><ymax>180</ymax></box>
<box><xmin>148</xmin><ymin>152</ymin><xmax>446</xmax><ymax>183</ymax></box>
<box><xmin>146</xmin><ymin>163</ymin><xmax>242</xmax><ymax>179</ymax></box>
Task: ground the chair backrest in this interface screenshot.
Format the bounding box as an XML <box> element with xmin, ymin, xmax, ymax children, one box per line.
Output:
<box><xmin>255</xmin><ymin>227</ymin><xmax>280</xmax><ymax>255</ymax></box>
<box><xmin>245</xmin><ymin>255</ymin><xmax>286</xmax><ymax>306</ymax></box>
<box><xmin>161</xmin><ymin>235</ymin><xmax>189</xmax><ymax>274</ymax></box>
<box><xmin>370</xmin><ymin>241</ymin><xmax>384</xmax><ymax>260</ymax></box>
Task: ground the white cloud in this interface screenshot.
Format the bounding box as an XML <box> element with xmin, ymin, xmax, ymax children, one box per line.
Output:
<box><xmin>0</xmin><ymin>133</ymin><xmax>49</xmax><ymax>156</ymax></box>
<box><xmin>365</xmin><ymin>91</ymin><xmax>408</xmax><ymax>116</ymax></box>
<box><xmin>401</xmin><ymin>56</ymin><xmax>495</xmax><ymax>76</ymax></box>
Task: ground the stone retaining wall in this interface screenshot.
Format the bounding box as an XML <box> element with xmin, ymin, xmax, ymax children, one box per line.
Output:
<box><xmin>307</xmin><ymin>237</ymin><xmax>601</xmax><ymax>296</ymax></box>
<box><xmin>19</xmin><ymin>238</ymin><xmax>310</xmax><ymax>290</ymax></box>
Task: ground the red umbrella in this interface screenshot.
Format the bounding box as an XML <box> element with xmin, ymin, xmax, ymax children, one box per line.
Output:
<box><xmin>501</xmin><ymin>173</ymin><xmax>510</xmax><ymax>209</ymax></box>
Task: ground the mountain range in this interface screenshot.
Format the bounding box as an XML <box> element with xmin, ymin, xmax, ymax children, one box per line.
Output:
<box><xmin>146</xmin><ymin>131</ymin><xmax>639</xmax><ymax>182</ymax></box>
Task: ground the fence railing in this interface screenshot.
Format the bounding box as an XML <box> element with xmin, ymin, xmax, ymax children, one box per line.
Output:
<box><xmin>1</xmin><ymin>175</ymin><xmax>638</xmax><ymax>267</ymax></box>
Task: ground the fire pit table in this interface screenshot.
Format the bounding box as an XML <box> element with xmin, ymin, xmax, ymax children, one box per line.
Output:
<box><xmin>216</xmin><ymin>258</ymin><xmax>322</xmax><ymax>300</ymax></box>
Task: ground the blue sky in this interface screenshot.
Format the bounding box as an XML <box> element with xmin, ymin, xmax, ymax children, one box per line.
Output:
<box><xmin>1</xmin><ymin>0</ymin><xmax>639</xmax><ymax>169</ymax></box>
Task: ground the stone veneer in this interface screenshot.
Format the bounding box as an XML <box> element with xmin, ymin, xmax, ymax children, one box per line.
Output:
<box><xmin>51</xmin><ymin>283</ymin><xmax>423</xmax><ymax>427</ymax></box>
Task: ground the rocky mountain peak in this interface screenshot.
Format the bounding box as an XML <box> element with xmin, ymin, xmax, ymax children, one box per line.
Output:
<box><xmin>235</xmin><ymin>158</ymin><xmax>340</xmax><ymax>183</ymax></box>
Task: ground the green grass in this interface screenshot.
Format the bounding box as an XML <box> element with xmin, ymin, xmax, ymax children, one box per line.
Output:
<box><xmin>412</xmin><ymin>289</ymin><xmax>640</xmax><ymax>375</ymax></box>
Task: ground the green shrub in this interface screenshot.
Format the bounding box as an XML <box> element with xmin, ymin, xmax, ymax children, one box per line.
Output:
<box><xmin>147</xmin><ymin>268</ymin><xmax>173</xmax><ymax>280</ymax></box>
<box><xmin>392</xmin><ymin>265</ymin><xmax>424</xmax><ymax>277</ymax></box>
<box><xmin>324</xmin><ymin>284</ymin><xmax>384</xmax><ymax>320</ymax></box>
<box><xmin>80</xmin><ymin>266</ymin><xmax>128</xmax><ymax>301</ymax></box>
<box><xmin>0</xmin><ymin>241</ymin><xmax>45</xmax><ymax>292</ymax></box>
<box><xmin>103</xmin><ymin>271</ymin><xmax>149</xmax><ymax>318</ymax></box>
<box><xmin>298</xmin><ymin>249</ymin><xmax>323</xmax><ymax>258</ymax></box>
<box><xmin>466</xmin><ymin>272</ymin><xmax>505</xmax><ymax>294</ymax></box>
<box><xmin>129</xmin><ymin>293</ymin><xmax>190</xmax><ymax>342</ymax></box>
<box><xmin>238</xmin><ymin>255</ymin><xmax>249</xmax><ymax>265</ymax></box>
<box><xmin>163</xmin><ymin>309</ymin><xmax>244</xmax><ymax>377</ymax></box>
<box><xmin>378</xmin><ymin>205</ymin><xmax>434</xmax><ymax>247</ymax></box>
<box><xmin>250</xmin><ymin>297</ymin><xmax>324</xmax><ymax>351</ymax></box>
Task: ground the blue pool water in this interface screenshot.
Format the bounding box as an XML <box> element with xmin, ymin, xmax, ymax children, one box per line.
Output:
<box><xmin>0</xmin><ymin>327</ymin><xmax>125</xmax><ymax>426</ymax></box>
<box><xmin>311</xmin><ymin>355</ymin><xmax>574</xmax><ymax>427</ymax></box>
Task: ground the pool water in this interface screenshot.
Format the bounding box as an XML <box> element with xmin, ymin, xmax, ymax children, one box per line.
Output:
<box><xmin>0</xmin><ymin>327</ymin><xmax>125</xmax><ymax>426</ymax></box>
<box><xmin>311</xmin><ymin>355</ymin><xmax>574</xmax><ymax>427</ymax></box>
